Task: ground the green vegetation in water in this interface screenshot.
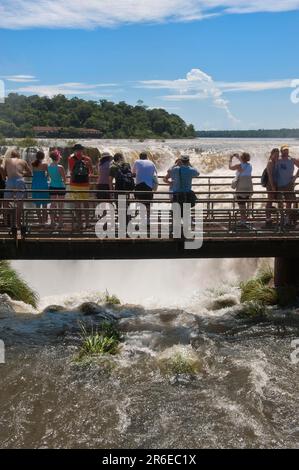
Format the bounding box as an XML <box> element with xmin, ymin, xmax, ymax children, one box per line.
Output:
<box><xmin>240</xmin><ymin>265</ymin><xmax>278</xmax><ymax>306</ymax></box>
<box><xmin>237</xmin><ymin>301</ymin><xmax>268</xmax><ymax>319</ymax></box>
<box><xmin>103</xmin><ymin>290</ymin><xmax>121</xmax><ymax>305</ymax></box>
<box><xmin>158</xmin><ymin>347</ymin><xmax>202</xmax><ymax>376</ymax></box>
<box><xmin>0</xmin><ymin>260</ymin><xmax>38</xmax><ymax>308</ymax></box>
<box><xmin>168</xmin><ymin>353</ymin><xmax>199</xmax><ymax>375</ymax></box>
<box><xmin>256</xmin><ymin>265</ymin><xmax>274</xmax><ymax>286</ymax></box>
<box><xmin>76</xmin><ymin>321</ymin><xmax>122</xmax><ymax>362</ymax></box>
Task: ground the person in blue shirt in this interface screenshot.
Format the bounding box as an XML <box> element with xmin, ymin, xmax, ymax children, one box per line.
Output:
<box><xmin>167</xmin><ymin>155</ymin><xmax>199</xmax><ymax>215</ymax></box>
<box><xmin>265</xmin><ymin>148</ymin><xmax>279</xmax><ymax>226</ymax></box>
<box><xmin>276</xmin><ymin>144</ymin><xmax>299</xmax><ymax>226</ymax></box>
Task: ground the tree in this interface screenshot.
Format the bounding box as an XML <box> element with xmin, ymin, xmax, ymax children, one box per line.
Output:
<box><xmin>0</xmin><ymin>93</ymin><xmax>197</xmax><ymax>139</ymax></box>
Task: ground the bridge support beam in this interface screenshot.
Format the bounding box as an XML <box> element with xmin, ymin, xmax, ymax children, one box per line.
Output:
<box><xmin>274</xmin><ymin>257</ymin><xmax>299</xmax><ymax>291</ymax></box>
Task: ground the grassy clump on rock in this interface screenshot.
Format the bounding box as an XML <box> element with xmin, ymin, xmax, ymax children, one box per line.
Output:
<box><xmin>76</xmin><ymin>321</ymin><xmax>121</xmax><ymax>361</ymax></box>
<box><xmin>236</xmin><ymin>301</ymin><xmax>268</xmax><ymax>319</ymax></box>
<box><xmin>157</xmin><ymin>346</ymin><xmax>202</xmax><ymax>376</ymax></box>
<box><xmin>0</xmin><ymin>261</ymin><xmax>38</xmax><ymax>308</ymax></box>
<box><xmin>240</xmin><ymin>266</ymin><xmax>278</xmax><ymax>306</ymax></box>
<box><xmin>103</xmin><ymin>290</ymin><xmax>121</xmax><ymax>305</ymax></box>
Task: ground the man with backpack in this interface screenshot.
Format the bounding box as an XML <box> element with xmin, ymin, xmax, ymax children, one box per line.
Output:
<box><xmin>68</xmin><ymin>144</ymin><xmax>93</xmax><ymax>229</ymax></box>
<box><xmin>168</xmin><ymin>155</ymin><xmax>199</xmax><ymax>217</ymax></box>
<box><xmin>109</xmin><ymin>153</ymin><xmax>135</xmax><ymax>197</ymax></box>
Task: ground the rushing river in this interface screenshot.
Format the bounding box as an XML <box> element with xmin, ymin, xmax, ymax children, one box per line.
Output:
<box><xmin>1</xmin><ymin>138</ymin><xmax>299</xmax><ymax>448</ymax></box>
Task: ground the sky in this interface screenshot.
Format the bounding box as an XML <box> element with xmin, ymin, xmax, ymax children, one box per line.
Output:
<box><xmin>0</xmin><ymin>0</ymin><xmax>299</xmax><ymax>130</ymax></box>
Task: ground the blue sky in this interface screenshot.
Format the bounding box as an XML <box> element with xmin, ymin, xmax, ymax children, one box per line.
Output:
<box><xmin>0</xmin><ymin>1</ymin><xmax>299</xmax><ymax>130</ymax></box>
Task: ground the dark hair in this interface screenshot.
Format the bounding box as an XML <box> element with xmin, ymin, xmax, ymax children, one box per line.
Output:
<box><xmin>10</xmin><ymin>150</ymin><xmax>20</xmax><ymax>159</ymax></box>
<box><xmin>50</xmin><ymin>151</ymin><xmax>59</xmax><ymax>162</ymax></box>
<box><xmin>114</xmin><ymin>153</ymin><xmax>124</xmax><ymax>163</ymax></box>
<box><xmin>139</xmin><ymin>152</ymin><xmax>148</xmax><ymax>160</ymax></box>
<box><xmin>32</xmin><ymin>151</ymin><xmax>45</xmax><ymax>168</ymax></box>
<box><xmin>241</xmin><ymin>152</ymin><xmax>251</xmax><ymax>163</ymax></box>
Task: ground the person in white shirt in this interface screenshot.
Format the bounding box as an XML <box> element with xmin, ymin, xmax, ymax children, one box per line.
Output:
<box><xmin>132</xmin><ymin>152</ymin><xmax>158</xmax><ymax>201</ymax></box>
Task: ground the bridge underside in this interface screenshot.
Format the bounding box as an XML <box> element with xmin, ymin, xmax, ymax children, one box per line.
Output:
<box><xmin>1</xmin><ymin>237</ymin><xmax>298</xmax><ymax>260</ymax></box>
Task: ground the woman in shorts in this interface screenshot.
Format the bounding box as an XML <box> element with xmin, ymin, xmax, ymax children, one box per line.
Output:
<box><xmin>48</xmin><ymin>150</ymin><xmax>66</xmax><ymax>228</ymax></box>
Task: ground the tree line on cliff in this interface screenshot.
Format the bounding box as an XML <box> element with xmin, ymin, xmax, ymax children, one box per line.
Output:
<box><xmin>0</xmin><ymin>93</ymin><xmax>196</xmax><ymax>139</ymax></box>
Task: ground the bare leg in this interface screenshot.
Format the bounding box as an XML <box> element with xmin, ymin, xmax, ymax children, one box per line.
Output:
<box><xmin>57</xmin><ymin>196</ymin><xmax>65</xmax><ymax>227</ymax></box>
<box><xmin>50</xmin><ymin>197</ymin><xmax>58</xmax><ymax>225</ymax></box>
<box><xmin>83</xmin><ymin>201</ymin><xmax>90</xmax><ymax>227</ymax></box>
<box><xmin>238</xmin><ymin>201</ymin><xmax>247</xmax><ymax>222</ymax></box>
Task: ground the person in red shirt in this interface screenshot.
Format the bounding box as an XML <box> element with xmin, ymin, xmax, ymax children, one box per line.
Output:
<box><xmin>68</xmin><ymin>144</ymin><xmax>93</xmax><ymax>229</ymax></box>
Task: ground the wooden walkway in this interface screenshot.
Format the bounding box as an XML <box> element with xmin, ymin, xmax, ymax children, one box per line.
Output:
<box><xmin>0</xmin><ymin>175</ymin><xmax>298</xmax><ymax>259</ymax></box>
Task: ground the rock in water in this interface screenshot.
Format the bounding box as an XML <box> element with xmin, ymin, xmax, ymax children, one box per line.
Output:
<box><xmin>0</xmin><ymin>294</ymin><xmax>16</xmax><ymax>317</ymax></box>
<box><xmin>78</xmin><ymin>302</ymin><xmax>118</xmax><ymax>321</ymax></box>
<box><xmin>208</xmin><ymin>294</ymin><xmax>238</xmax><ymax>311</ymax></box>
<box><xmin>43</xmin><ymin>305</ymin><xmax>67</xmax><ymax>314</ymax></box>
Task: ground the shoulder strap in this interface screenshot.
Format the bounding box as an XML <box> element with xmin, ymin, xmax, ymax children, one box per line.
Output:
<box><xmin>179</xmin><ymin>167</ymin><xmax>183</xmax><ymax>191</ymax></box>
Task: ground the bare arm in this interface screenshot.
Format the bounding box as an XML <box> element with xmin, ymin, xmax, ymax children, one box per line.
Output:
<box><xmin>59</xmin><ymin>165</ymin><xmax>67</xmax><ymax>184</ymax></box>
<box><xmin>229</xmin><ymin>163</ymin><xmax>242</xmax><ymax>172</ymax></box>
<box><xmin>87</xmin><ymin>160</ymin><xmax>94</xmax><ymax>175</ymax></box>
<box><xmin>23</xmin><ymin>161</ymin><xmax>32</xmax><ymax>177</ymax></box>
<box><xmin>109</xmin><ymin>176</ymin><xmax>114</xmax><ymax>191</ymax></box>
<box><xmin>163</xmin><ymin>169</ymin><xmax>172</xmax><ymax>185</ymax></box>
<box><xmin>293</xmin><ymin>158</ymin><xmax>299</xmax><ymax>169</ymax></box>
<box><xmin>229</xmin><ymin>154</ymin><xmax>242</xmax><ymax>172</ymax></box>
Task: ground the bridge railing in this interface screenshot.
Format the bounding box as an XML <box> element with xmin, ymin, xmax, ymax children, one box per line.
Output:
<box><xmin>21</xmin><ymin>174</ymin><xmax>299</xmax><ymax>190</ymax></box>
<box><xmin>1</xmin><ymin>187</ymin><xmax>299</xmax><ymax>240</ymax></box>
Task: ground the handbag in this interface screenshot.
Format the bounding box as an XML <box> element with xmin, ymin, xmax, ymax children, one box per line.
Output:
<box><xmin>231</xmin><ymin>176</ymin><xmax>239</xmax><ymax>190</ymax></box>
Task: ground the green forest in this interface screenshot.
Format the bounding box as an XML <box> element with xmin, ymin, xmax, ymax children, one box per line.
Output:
<box><xmin>0</xmin><ymin>93</ymin><xmax>196</xmax><ymax>139</ymax></box>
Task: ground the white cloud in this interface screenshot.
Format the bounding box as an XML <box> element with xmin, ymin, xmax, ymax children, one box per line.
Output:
<box><xmin>0</xmin><ymin>1</ymin><xmax>299</xmax><ymax>29</ymax></box>
<box><xmin>139</xmin><ymin>69</ymin><xmax>299</xmax><ymax>123</ymax></box>
<box><xmin>140</xmin><ymin>68</ymin><xmax>239</xmax><ymax>122</ymax></box>
<box><xmin>218</xmin><ymin>79</ymin><xmax>294</xmax><ymax>92</ymax></box>
<box><xmin>8</xmin><ymin>82</ymin><xmax>117</xmax><ymax>97</ymax></box>
<box><xmin>1</xmin><ymin>74</ymin><xmax>38</xmax><ymax>83</ymax></box>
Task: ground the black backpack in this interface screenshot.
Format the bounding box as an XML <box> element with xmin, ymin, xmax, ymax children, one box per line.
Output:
<box><xmin>261</xmin><ymin>168</ymin><xmax>269</xmax><ymax>188</ymax></box>
<box><xmin>115</xmin><ymin>164</ymin><xmax>135</xmax><ymax>191</ymax></box>
<box><xmin>72</xmin><ymin>157</ymin><xmax>89</xmax><ymax>184</ymax></box>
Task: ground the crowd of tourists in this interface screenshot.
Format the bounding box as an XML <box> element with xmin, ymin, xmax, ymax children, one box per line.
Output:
<box><xmin>0</xmin><ymin>143</ymin><xmax>298</xmax><ymax>229</ymax></box>
<box><xmin>228</xmin><ymin>144</ymin><xmax>299</xmax><ymax>228</ymax></box>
